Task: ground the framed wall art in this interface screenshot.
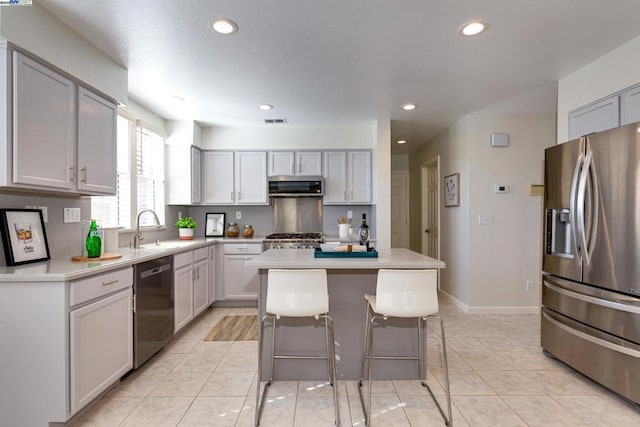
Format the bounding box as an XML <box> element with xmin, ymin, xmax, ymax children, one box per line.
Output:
<box><xmin>0</xmin><ymin>209</ymin><xmax>51</xmax><ymax>266</ymax></box>
<box><xmin>444</xmin><ymin>173</ymin><xmax>460</xmax><ymax>207</ymax></box>
<box><xmin>205</xmin><ymin>212</ymin><xmax>226</xmax><ymax>237</ymax></box>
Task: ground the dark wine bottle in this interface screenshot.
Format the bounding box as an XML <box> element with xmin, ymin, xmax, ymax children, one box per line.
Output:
<box><xmin>358</xmin><ymin>213</ymin><xmax>370</xmax><ymax>248</ymax></box>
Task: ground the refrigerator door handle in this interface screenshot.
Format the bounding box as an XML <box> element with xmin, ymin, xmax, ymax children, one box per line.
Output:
<box><xmin>577</xmin><ymin>149</ymin><xmax>592</xmax><ymax>266</ymax></box>
<box><xmin>569</xmin><ymin>138</ymin><xmax>585</xmax><ymax>267</ymax></box>
<box><xmin>584</xmin><ymin>145</ymin><xmax>599</xmax><ymax>266</ymax></box>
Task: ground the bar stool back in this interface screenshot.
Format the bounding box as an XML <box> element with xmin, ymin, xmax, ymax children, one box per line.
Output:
<box><xmin>256</xmin><ymin>269</ymin><xmax>339</xmax><ymax>426</ymax></box>
<box><xmin>358</xmin><ymin>269</ymin><xmax>452</xmax><ymax>426</ymax></box>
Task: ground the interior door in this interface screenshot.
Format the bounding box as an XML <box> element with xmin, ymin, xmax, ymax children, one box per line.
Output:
<box><xmin>421</xmin><ymin>159</ymin><xmax>439</xmax><ymax>259</ymax></box>
<box><xmin>391</xmin><ymin>171</ymin><xmax>409</xmax><ymax>248</ymax></box>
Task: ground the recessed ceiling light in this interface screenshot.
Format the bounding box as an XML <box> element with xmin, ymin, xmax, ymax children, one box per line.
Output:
<box><xmin>458</xmin><ymin>20</ymin><xmax>489</xmax><ymax>36</ymax></box>
<box><xmin>397</xmin><ymin>140</ymin><xmax>407</xmax><ymax>144</ymax></box>
<box><xmin>211</xmin><ymin>18</ymin><xmax>238</xmax><ymax>35</ymax></box>
<box><xmin>257</xmin><ymin>104</ymin><xmax>273</xmax><ymax>111</ymax></box>
<box><xmin>402</xmin><ymin>103</ymin><xmax>417</xmax><ymax>111</ymax></box>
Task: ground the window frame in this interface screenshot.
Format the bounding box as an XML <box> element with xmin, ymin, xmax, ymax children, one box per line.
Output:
<box><xmin>91</xmin><ymin>110</ymin><xmax>167</xmax><ymax>233</ymax></box>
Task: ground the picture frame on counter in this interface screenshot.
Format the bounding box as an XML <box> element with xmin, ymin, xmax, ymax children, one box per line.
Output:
<box><xmin>444</xmin><ymin>173</ymin><xmax>460</xmax><ymax>207</ymax></box>
<box><xmin>0</xmin><ymin>209</ymin><xmax>51</xmax><ymax>266</ymax></box>
<box><xmin>205</xmin><ymin>212</ymin><xmax>226</xmax><ymax>237</ymax></box>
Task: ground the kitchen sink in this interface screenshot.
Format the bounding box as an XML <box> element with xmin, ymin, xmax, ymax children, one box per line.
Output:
<box><xmin>140</xmin><ymin>240</ymin><xmax>197</xmax><ymax>250</ymax></box>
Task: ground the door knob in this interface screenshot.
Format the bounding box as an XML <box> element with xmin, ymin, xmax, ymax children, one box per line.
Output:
<box><xmin>425</xmin><ymin>229</ymin><xmax>429</xmax><ymax>233</ymax></box>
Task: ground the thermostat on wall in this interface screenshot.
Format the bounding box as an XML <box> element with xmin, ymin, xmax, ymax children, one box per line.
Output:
<box><xmin>494</xmin><ymin>184</ymin><xmax>510</xmax><ymax>193</ymax></box>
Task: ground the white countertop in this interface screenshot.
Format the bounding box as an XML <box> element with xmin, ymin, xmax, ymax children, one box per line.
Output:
<box><xmin>246</xmin><ymin>248</ymin><xmax>445</xmax><ymax>269</ymax></box>
<box><xmin>0</xmin><ymin>237</ymin><xmax>264</xmax><ymax>282</ymax></box>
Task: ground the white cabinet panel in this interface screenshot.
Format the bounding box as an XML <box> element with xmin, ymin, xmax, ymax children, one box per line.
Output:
<box><xmin>203</xmin><ymin>151</ymin><xmax>234</xmax><ymax>204</ymax></box>
<box><xmin>174</xmin><ymin>264</ymin><xmax>194</xmax><ymax>333</ymax></box>
<box><xmin>77</xmin><ymin>87</ymin><xmax>117</xmax><ymax>194</ymax></box>
<box><xmin>208</xmin><ymin>245</ymin><xmax>217</xmax><ymax>305</ymax></box>
<box><xmin>191</xmin><ymin>146</ymin><xmax>202</xmax><ymax>203</ymax></box>
<box><xmin>269</xmin><ymin>151</ymin><xmax>322</xmax><ymax>176</ymax></box>
<box><xmin>568</xmin><ymin>96</ymin><xmax>619</xmax><ymax>140</ymax></box>
<box><xmin>167</xmin><ymin>145</ymin><xmax>202</xmax><ymax>204</ymax></box>
<box><xmin>12</xmin><ymin>52</ymin><xmax>75</xmax><ymax>190</ymax></box>
<box><xmin>323</xmin><ymin>151</ymin><xmax>347</xmax><ymax>203</ymax></box>
<box><xmin>269</xmin><ymin>151</ymin><xmax>295</xmax><ymax>176</ymax></box>
<box><xmin>223</xmin><ymin>254</ymin><xmax>259</xmax><ymax>300</ymax></box>
<box><xmin>69</xmin><ymin>288</ymin><xmax>133</xmax><ymax>413</ymax></box>
<box><xmin>193</xmin><ymin>257</ymin><xmax>209</xmax><ymax>316</ymax></box>
<box><xmin>348</xmin><ymin>151</ymin><xmax>372</xmax><ymax>203</ymax></box>
<box><xmin>323</xmin><ymin>151</ymin><xmax>372</xmax><ymax>204</ymax></box>
<box><xmin>236</xmin><ymin>151</ymin><xmax>267</xmax><ymax>204</ymax></box>
<box><xmin>621</xmin><ymin>84</ymin><xmax>640</xmax><ymax>126</ymax></box>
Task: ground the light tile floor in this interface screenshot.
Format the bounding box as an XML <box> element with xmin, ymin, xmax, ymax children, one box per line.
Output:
<box><xmin>71</xmin><ymin>301</ymin><xmax>640</xmax><ymax>426</ymax></box>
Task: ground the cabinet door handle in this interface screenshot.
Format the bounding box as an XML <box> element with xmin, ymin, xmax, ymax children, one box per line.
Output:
<box><xmin>297</xmin><ymin>162</ymin><xmax>301</xmax><ymax>173</ymax></box>
<box><xmin>291</xmin><ymin>163</ymin><xmax>294</xmax><ymax>174</ymax></box>
<box><xmin>81</xmin><ymin>166</ymin><xmax>87</xmax><ymax>184</ymax></box>
<box><xmin>101</xmin><ymin>279</ymin><xmax>119</xmax><ymax>286</ymax></box>
<box><xmin>343</xmin><ymin>190</ymin><xmax>347</xmax><ymax>201</ymax></box>
<box><xmin>69</xmin><ymin>166</ymin><xmax>75</xmax><ymax>182</ymax></box>
<box><xmin>231</xmin><ymin>191</ymin><xmax>234</xmax><ymax>202</ymax></box>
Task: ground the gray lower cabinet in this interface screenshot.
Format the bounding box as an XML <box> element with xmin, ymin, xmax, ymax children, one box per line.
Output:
<box><xmin>174</xmin><ymin>247</ymin><xmax>211</xmax><ymax>333</ymax></box>
<box><xmin>222</xmin><ymin>243</ymin><xmax>261</xmax><ymax>300</ymax></box>
<box><xmin>0</xmin><ymin>267</ymin><xmax>133</xmax><ymax>426</ymax></box>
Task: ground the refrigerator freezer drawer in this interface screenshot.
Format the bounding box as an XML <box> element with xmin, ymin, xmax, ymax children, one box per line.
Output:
<box><xmin>542</xmin><ymin>275</ymin><xmax>640</xmax><ymax>345</ymax></box>
<box><xmin>541</xmin><ymin>308</ymin><xmax>640</xmax><ymax>404</ymax></box>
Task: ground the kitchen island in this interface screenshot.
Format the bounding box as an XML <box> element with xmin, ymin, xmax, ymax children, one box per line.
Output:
<box><xmin>246</xmin><ymin>248</ymin><xmax>445</xmax><ymax>380</ymax></box>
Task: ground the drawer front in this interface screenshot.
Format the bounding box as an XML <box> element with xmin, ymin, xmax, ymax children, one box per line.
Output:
<box><xmin>69</xmin><ymin>267</ymin><xmax>133</xmax><ymax>307</ymax></box>
<box><xmin>174</xmin><ymin>250</ymin><xmax>194</xmax><ymax>269</ymax></box>
<box><xmin>194</xmin><ymin>247</ymin><xmax>209</xmax><ymax>262</ymax></box>
<box><xmin>224</xmin><ymin>243</ymin><xmax>261</xmax><ymax>255</ymax></box>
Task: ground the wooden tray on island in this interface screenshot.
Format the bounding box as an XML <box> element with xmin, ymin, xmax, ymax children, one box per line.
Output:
<box><xmin>71</xmin><ymin>253</ymin><xmax>123</xmax><ymax>262</ymax></box>
<box><xmin>314</xmin><ymin>247</ymin><xmax>378</xmax><ymax>258</ymax></box>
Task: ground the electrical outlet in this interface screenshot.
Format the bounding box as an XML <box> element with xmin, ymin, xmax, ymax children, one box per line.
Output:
<box><xmin>347</xmin><ymin>211</ymin><xmax>353</xmax><ymax>219</ymax></box>
<box><xmin>236</xmin><ymin>211</ymin><xmax>241</xmax><ymax>220</ymax></box>
<box><xmin>526</xmin><ymin>280</ymin><xmax>535</xmax><ymax>291</ymax></box>
<box><xmin>63</xmin><ymin>207</ymin><xmax>81</xmax><ymax>223</ymax></box>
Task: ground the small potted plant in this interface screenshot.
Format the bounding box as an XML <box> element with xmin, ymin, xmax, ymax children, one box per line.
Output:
<box><xmin>175</xmin><ymin>216</ymin><xmax>197</xmax><ymax>240</ymax></box>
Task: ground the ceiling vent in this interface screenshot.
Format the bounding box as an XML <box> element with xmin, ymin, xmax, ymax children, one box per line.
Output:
<box><xmin>264</xmin><ymin>118</ymin><xmax>287</xmax><ymax>124</ymax></box>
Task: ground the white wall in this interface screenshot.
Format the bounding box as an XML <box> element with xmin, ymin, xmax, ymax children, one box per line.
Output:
<box><xmin>391</xmin><ymin>155</ymin><xmax>409</xmax><ymax>171</ymax></box>
<box><xmin>558</xmin><ymin>34</ymin><xmax>640</xmax><ymax>143</ymax></box>
<box><xmin>467</xmin><ymin>113</ymin><xmax>553</xmax><ymax>311</ymax></box>
<box><xmin>201</xmin><ymin>123</ymin><xmax>375</xmax><ymax>150</ymax></box>
<box><xmin>410</xmin><ymin>113</ymin><xmax>555</xmax><ymax>312</ymax></box>
<box><xmin>410</xmin><ymin>117</ymin><xmax>471</xmax><ymax>305</ymax></box>
<box><xmin>0</xmin><ymin>2</ymin><xmax>127</xmax><ymax>103</ymax></box>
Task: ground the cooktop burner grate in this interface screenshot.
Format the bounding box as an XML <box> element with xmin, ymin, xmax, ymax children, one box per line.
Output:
<box><xmin>265</xmin><ymin>232</ymin><xmax>322</xmax><ymax>240</ymax></box>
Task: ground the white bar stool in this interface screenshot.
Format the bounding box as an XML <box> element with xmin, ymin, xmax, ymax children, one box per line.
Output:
<box><xmin>255</xmin><ymin>269</ymin><xmax>339</xmax><ymax>426</ymax></box>
<box><xmin>358</xmin><ymin>269</ymin><xmax>452</xmax><ymax>426</ymax></box>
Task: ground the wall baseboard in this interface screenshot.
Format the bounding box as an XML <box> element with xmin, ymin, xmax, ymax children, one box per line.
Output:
<box><xmin>438</xmin><ymin>290</ymin><xmax>540</xmax><ymax>315</ymax></box>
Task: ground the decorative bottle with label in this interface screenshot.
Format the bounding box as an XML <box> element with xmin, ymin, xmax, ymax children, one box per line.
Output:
<box><xmin>357</xmin><ymin>213</ymin><xmax>370</xmax><ymax>249</ymax></box>
<box><xmin>85</xmin><ymin>219</ymin><xmax>102</xmax><ymax>258</ymax></box>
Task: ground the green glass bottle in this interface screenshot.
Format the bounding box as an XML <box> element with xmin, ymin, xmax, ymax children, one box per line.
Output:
<box><xmin>86</xmin><ymin>219</ymin><xmax>102</xmax><ymax>258</ymax></box>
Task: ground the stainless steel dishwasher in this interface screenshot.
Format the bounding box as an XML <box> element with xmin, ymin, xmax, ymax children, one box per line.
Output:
<box><xmin>133</xmin><ymin>255</ymin><xmax>174</xmax><ymax>368</ymax></box>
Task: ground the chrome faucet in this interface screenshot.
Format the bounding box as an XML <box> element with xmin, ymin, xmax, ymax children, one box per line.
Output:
<box><xmin>133</xmin><ymin>209</ymin><xmax>161</xmax><ymax>249</ymax></box>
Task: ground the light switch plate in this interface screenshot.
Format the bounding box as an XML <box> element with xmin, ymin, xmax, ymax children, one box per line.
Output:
<box><xmin>478</xmin><ymin>214</ymin><xmax>493</xmax><ymax>225</ymax></box>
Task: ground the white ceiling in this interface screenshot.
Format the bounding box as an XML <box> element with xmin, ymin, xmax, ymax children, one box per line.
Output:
<box><xmin>38</xmin><ymin>0</ymin><xmax>640</xmax><ymax>154</ymax></box>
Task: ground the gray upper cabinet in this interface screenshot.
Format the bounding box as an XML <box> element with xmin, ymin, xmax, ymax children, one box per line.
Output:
<box><xmin>0</xmin><ymin>44</ymin><xmax>118</xmax><ymax>196</ymax></box>
<box><xmin>568</xmin><ymin>95</ymin><xmax>619</xmax><ymax>140</ymax></box>
<box><xmin>167</xmin><ymin>145</ymin><xmax>202</xmax><ymax>204</ymax></box>
<box><xmin>12</xmin><ymin>51</ymin><xmax>76</xmax><ymax>190</ymax></box>
<box><xmin>268</xmin><ymin>151</ymin><xmax>322</xmax><ymax>176</ymax></box>
<box><xmin>77</xmin><ymin>87</ymin><xmax>117</xmax><ymax>194</ymax></box>
<box><xmin>323</xmin><ymin>150</ymin><xmax>372</xmax><ymax>204</ymax></box>
<box><xmin>620</xmin><ymin>85</ymin><xmax>640</xmax><ymax>126</ymax></box>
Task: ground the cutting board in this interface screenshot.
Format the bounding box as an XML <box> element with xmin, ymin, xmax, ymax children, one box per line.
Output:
<box><xmin>71</xmin><ymin>253</ymin><xmax>123</xmax><ymax>262</ymax></box>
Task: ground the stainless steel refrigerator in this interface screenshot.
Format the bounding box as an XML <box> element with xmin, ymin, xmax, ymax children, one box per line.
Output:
<box><xmin>542</xmin><ymin>121</ymin><xmax>640</xmax><ymax>404</ymax></box>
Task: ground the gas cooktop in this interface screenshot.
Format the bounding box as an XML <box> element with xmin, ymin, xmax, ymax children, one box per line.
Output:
<box><xmin>265</xmin><ymin>232</ymin><xmax>322</xmax><ymax>240</ymax></box>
